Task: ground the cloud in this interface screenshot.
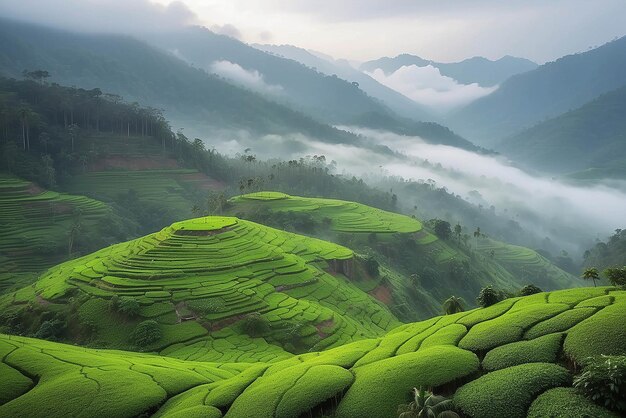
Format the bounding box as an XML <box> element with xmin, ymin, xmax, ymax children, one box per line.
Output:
<box><xmin>210</xmin><ymin>23</ymin><xmax>242</xmax><ymax>39</ymax></box>
<box><xmin>0</xmin><ymin>0</ymin><xmax>198</xmax><ymax>34</ymax></box>
<box><xmin>210</xmin><ymin>60</ymin><xmax>283</xmax><ymax>95</ymax></box>
<box><xmin>366</xmin><ymin>65</ymin><xmax>497</xmax><ymax>112</ymax></box>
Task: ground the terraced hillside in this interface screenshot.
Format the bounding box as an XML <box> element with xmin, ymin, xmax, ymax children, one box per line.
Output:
<box><xmin>230</xmin><ymin>192</ymin><xmax>422</xmax><ymax>234</ymax></box>
<box><xmin>228</xmin><ymin>192</ymin><xmax>580</xmax><ymax>319</ymax></box>
<box><xmin>0</xmin><ymin>175</ymin><xmax>111</xmax><ymax>273</ymax></box>
<box><xmin>0</xmin><ymin>216</ymin><xmax>398</xmax><ymax>362</ymax></box>
<box><xmin>1</xmin><ymin>287</ymin><xmax>624</xmax><ymax>417</ymax></box>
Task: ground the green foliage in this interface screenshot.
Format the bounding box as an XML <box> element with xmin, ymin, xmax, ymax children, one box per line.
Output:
<box><xmin>397</xmin><ymin>387</ymin><xmax>459</xmax><ymax>418</ymax></box>
<box><xmin>573</xmin><ymin>355</ymin><xmax>626</xmax><ymax>413</ymax></box>
<box><xmin>115</xmin><ymin>296</ymin><xmax>140</xmax><ymax>317</ymax></box>
<box><xmin>528</xmin><ymin>387</ymin><xmax>619</xmax><ymax>418</ymax></box>
<box><xmin>476</xmin><ymin>286</ymin><xmax>504</xmax><ymax>307</ymax></box>
<box><xmin>564</xmin><ymin>301</ymin><xmax>626</xmax><ymax>363</ymax></box>
<box><xmin>605</xmin><ymin>266</ymin><xmax>626</xmax><ymax>287</ymax></box>
<box><xmin>582</xmin><ymin>267</ymin><xmax>601</xmax><ymax>287</ymax></box>
<box><xmin>520</xmin><ymin>284</ymin><xmax>543</xmax><ymax>296</ymax></box>
<box><xmin>524</xmin><ymin>307</ymin><xmax>597</xmax><ymax>339</ymax></box>
<box><xmin>482</xmin><ymin>333</ymin><xmax>563</xmax><ymax>371</ymax></box>
<box><xmin>442</xmin><ymin>296</ymin><xmax>464</xmax><ymax>315</ymax></box>
<box><xmin>34</xmin><ymin>319</ymin><xmax>66</xmax><ymax>340</ymax></box>
<box><xmin>454</xmin><ymin>363</ymin><xmax>572</xmax><ymax>418</ymax></box>
<box><xmin>241</xmin><ymin>313</ymin><xmax>270</xmax><ymax>337</ymax></box>
<box><xmin>132</xmin><ymin>320</ymin><xmax>162</xmax><ymax>347</ymax></box>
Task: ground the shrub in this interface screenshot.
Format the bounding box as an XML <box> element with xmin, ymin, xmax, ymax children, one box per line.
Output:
<box><xmin>476</xmin><ymin>286</ymin><xmax>504</xmax><ymax>307</ymax></box>
<box><xmin>573</xmin><ymin>355</ymin><xmax>626</xmax><ymax>413</ymax></box>
<box><xmin>482</xmin><ymin>333</ymin><xmax>563</xmax><ymax>371</ymax></box>
<box><xmin>364</xmin><ymin>256</ymin><xmax>380</xmax><ymax>277</ymax></box>
<box><xmin>524</xmin><ymin>307</ymin><xmax>596</xmax><ymax>340</ymax></box>
<box><xmin>132</xmin><ymin>320</ymin><xmax>162</xmax><ymax>346</ymax></box>
<box><xmin>34</xmin><ymin>319</ymin><xmax>66</xmax><ymax>340</ymax></box>
<box><xmin>520</xmin><ymin>284</ymin><xmax>542</xmax><ymax>296</ymax></box>
<box><xmin>528</xmin><ymin>387</ymin><xmax>619</xmax><ymax>418</ymax></box>
<box><xmin>397</xmin><ymin>387</ymin><xmax>459</xmax><ymax>418</ymax></box>
<box><xmin>454</xmin><ymin>363</ymin><xmax>572</xmax><ymax>418</ymax></box>
<box><xmin>110</xmin><ymin>295</ymin><xmax>140</xmax><ymax>317</ymax></box>
<box><xmin>241</xmin><ymin>313</ymin><xmax>270</xmax><ymax>337</ymax></box>
<box><xmin>605</xmin><ymin>267</ymin><xmax>626</xmax><ymax>287</ymax></box>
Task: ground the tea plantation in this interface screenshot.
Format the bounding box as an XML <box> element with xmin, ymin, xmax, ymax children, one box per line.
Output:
<box><xmin>0</xmin><ymin>216</ymin><xmax>399</xmax><ymax>361</ymax></box>
<box><xmin>0</xmin><ymin>286</ymin><xmax>624</xmax><ymax>417</ymax></box>
<box><xmin>0</xmin><ymin>175</ymin><xmax>110</xmax><ymax>273</ymax></box>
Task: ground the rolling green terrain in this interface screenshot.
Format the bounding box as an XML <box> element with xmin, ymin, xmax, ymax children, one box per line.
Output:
<box><xmin>1</xmin><ymin>286</ymin><xmax>624</xmax><ymax>417</ymax></box>
<box><xmin>0</xmin><ymin>216</ymin><xmax>398</xmax><ymax>361</ymax></box>
<box><xmin>0</xmin><ymin>175</ymin><xmax>112</xmax><ymax>273</ymax></box>
<box><xmin>228</xmin><ymin>192</ymin><xmax>580</xmax><ymax>319</ymax></box>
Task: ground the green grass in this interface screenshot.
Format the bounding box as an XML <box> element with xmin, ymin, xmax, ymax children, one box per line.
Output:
<box><xmin>0</xmin><ymin>287</ymin><xmax>622</xmax><ymax>417</ymax></box>
<box><xmin>454</xmin><ymin>363</ymin><xmax>572</xmax><ymax>418</ymax></box>
<box><xmin>230</xmin><ymin>191</ymin><xmax>422</xmax><ymax>234</ymax></box>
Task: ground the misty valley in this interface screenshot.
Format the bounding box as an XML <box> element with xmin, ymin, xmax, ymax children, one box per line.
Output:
<box><xmin>0</xmin><ymin>2</ymin><xmax>625</xmax><ymax>418</ymax></box>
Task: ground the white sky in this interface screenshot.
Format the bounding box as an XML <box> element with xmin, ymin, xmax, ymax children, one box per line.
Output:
<box><xmin>1</xmin><ymin>0</ymin><xmax>625</xmax><ymax>63</ymax></box>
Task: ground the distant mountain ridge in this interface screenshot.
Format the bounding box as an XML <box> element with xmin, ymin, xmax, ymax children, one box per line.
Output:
<box><xmin>498</xmin><ymin>85</ymin><xmax>626</xmax><ymax>179</ymax></box>
<box><xmin>360</xmin><ymin>54</ymin><xmax>538</xmax><ymax>87</ymax></box>
<box><xmin>448</xmin><ymin>36</ymin><xmax>626</xmax><ymax>146</ymax></box>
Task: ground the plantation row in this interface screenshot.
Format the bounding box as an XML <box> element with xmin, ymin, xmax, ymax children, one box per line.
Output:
<box><xmin>1</xmin><ymin>217</ymin><xmax>398</xmax><ymax>359</ymax></box>
<box><xmin>1</xmin><ymin>286</ymin><xmax>624</xmax><ymax>417</ymax></box>
<box><xmin>230</xmin><ymin>192</ymin><xmax>422</xmax><ymax>234</ymax></box>
<box><xmin>0</xmin><ymin>175</ymin><xmax>109</xmax><ymax>272</ymax></box>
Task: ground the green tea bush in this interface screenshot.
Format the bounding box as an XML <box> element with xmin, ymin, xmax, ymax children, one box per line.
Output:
<box><xmin>528</xmin><ymin>387</ymin><xmax>619</xmax><ymax>418</ymax></box>
<box><xmin>564</xmin><ymin>301</ymin><xmax>626</xmax><ymax>363</ymax></box>
<box><xmin>454</xmin><ymin>363</ymin><xmax>572</xmax><ymax>418</ymax></box>
<box><xmin>476</xmin><ymin>286</ymin><xmax>504</xmax><ymax>308</ymax></box>
<box><xmin>482</xmin><ymin>333</ymin><xmax>563</xmax><ymax>371</ymax></box>
<box><xmin>336</xmin><ymin>346</ymin><xmax>479</xmax><ymax>418</ymax></box>
<box><xmin>524</xmin><ymin>307</ymin><xmax>597</xmax><ymax>339</ymax></box>
<box><xmin>573</xmin><ymin>355</ymin><xmax>626</xmax><ymax>413</ymax></box>
<box><xmin>132</xmin><ymin>320</ymin><xmax>162</xmax><ymax>346</ymax></box>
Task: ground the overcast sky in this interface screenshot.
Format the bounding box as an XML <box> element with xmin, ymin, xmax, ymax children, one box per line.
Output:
<box><xmin>1</xmin><ymin>0</ymin><xmax>626</xmax><ymax>63</ymax></box>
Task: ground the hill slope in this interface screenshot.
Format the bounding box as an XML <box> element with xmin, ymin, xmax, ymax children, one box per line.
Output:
<box><xmin>0</xmin><ymin>19</ymin><xmax>357</xmax><ymax>143</ymax></box>
<box><xmin>360</xmin><ymin>54</ymin><xmax>538</xmax><ymax>87</ymax></box>
<box><xmin>498</xmin><ymin>86</ymin><xmax>626</xmax><ymax>178</ymax></box>
<box><xmin>1</xmin><ymin>286</ymin><xmax>624</xmax><ymax>417</ymax></box>
<box><xmin>0</xmin><ymin>216</ymin><xmax>398</xmax><ymax>361</ymax></box>
<box><xmin>449</xmin><ymin>36</ymin><xmax>626</xmax><ymax>145</ymax></box>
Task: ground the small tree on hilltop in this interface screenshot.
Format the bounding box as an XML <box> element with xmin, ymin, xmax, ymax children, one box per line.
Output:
<box><xmin>604</xmin><ymin>266</ymin><xmax>626</xmax><ymax>288</ymax></box>
<box><xmin>582</xmin><ymin>267</ymin><xmax>600</xmax><ymax>287</ymax></box>
<box><xmin>131</xmin><ymin>320</ymin><xmax>161</xmax><ymax>347</ymax></box>
<box><xmin>520</xmin><ymin>284</ymin><xmax>542</xmax><ymax>296</ymax></box>
<box><xmin>477</xmin><ymin>286</ymin><xmax>503</xmax><ymax>307</ymax></box>
<box><xmin>443</xmin><ymin>296</ymin><xmax>464</xmax><ymax>315</ymax></box>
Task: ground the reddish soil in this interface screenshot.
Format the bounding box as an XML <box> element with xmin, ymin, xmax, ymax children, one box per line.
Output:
<box><xmin>36</xmin><ymin>295</ymin><xmax>51</xmax><ymax>307</ymax></box>
<box><xmin>26</xmin><ymin>183</ymin><xmax>44</xmax><ymax>195</ymax></box>
<box><xmin>178</xmin><ymin>172</ymin><xmax>226</xmax><ymax>191</ymax></box>
<box><xmin>89</xmin><ymin>156</ymin><xmax>179</xmax><ymax>171</ymax></box>
<box><xmin>26</xmin><ymin>201</ymin><xmax>73</xmax><ymax>214</ymax></box>
<box><xmin>369</xmin><ymin>284</ymin><xmax>392</xmax><ymax>305</ymax></box>
<box><xmin>205</xmin><ymin>314</ymin><xmax>249</xmax><ymax>332</ymax></box>
<box><xmin>315</xmin><ymin>319</ymin><xmax>334</xmax><ymax>338</ymax></box>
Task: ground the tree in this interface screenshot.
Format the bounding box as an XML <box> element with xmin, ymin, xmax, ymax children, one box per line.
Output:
<box><xmin>520</xmin><ymin>284</ymin><xmax>542</xmax><ymax>296</ymax></box>
<box><xmin>442</xmin><ymin>296</ymin><xmax>464</xmax><ymax>315</ymax></box>
<box><xmin>604</xmin><ymin>266</ymin><xmax>626</xmax><ymax>287</ymax></box>
<box><xmin>582</xmin><ymin>267</ymin><xmax>600</xmax><ymax>287</ymax></box>
<box><xmin>131</xmin><ymin>320</ymin><xmax>161</xmax><ymax>346</ymax></box>
<box><xmin>477</xmin><ymin>286</ymin><xmax>503</xmax><ymax>307</ymax></box>
<box><xmin>397</xmin><ymin>387</ymin><xmax>459</xmax><ymax>418</ymax></box>
<box><xmin>454</xmin><ymin>223</ymin><xmax>462</xmax><ymax>244</ymax></box>
<box><xmin>573</xmin><ymin>355</ymin><xmax>626</xmax><ymax>414</ymax></box>
<box><xmin>18</xmin><ymin>106</ymin><xmax>32</xmax><ymax>151</ymax></box>
<box><xmin>68</xmin><ymin>209</ymin><xmax>83</xmax><ymax>257</ymax></box>
<box><xmin>67</xmin><ymin>123</ymin><xmax>79</xmax><ymax>152</ymax></box>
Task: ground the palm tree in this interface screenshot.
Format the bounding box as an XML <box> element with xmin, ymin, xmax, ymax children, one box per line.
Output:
<box><xmin>443</xmin><ymin>296</ymin><xmax>464</xmax><ymax>315</ymax></box>
<box><xmin>582</xmin><ymin>267</ymin><xmax>600</xmax><ymax>287</ymax></box>
<box><xmin>398</xmin><ymin>387</ymin><xmax>459</xmax><ymax>418</ymax></box>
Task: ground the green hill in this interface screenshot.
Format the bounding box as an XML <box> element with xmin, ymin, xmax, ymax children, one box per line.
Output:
<box><xmin>1</xmin><ymin>286</ymin><xmax>624</xmax><ymax>417</ymax></box>
<box><xmin>0</xmin><ymin>216</ymin><xmax>398</xmax><ymax>361</ymax></box>
<box><xmin>498</xmin><ymin>86</ymin><xmax>626</xmax><ymax>178</ymax></box>
<box><xmin>228</xmin><ymin>192</ymin><xmax>580</xmax><ymax>320</ymax></box>
<box><xmin>0</xmin><ymin>175</ymin><xmax>116</xmax><ymax>273</ymax></box>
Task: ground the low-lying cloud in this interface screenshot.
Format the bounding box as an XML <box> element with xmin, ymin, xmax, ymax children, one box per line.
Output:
<box><xmin>366</xmin><ymin>65</ymin><xmax>497</xmax><ymax>112</ymax></box>
<box><xmin>210</xmin><ymin>60</ymin><xmax>283</xmax><ymax>95</ymax></box>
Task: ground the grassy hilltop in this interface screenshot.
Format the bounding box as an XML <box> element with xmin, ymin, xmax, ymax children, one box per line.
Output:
<box><xmin>0</xmin><ymin>216</ymin><xmax>398</xmax><ymax>361</ymax></box>
<box><xmin>1</xmin><ymin>286</ymin><xmax>624</xmax><ymax>417</ymax></box>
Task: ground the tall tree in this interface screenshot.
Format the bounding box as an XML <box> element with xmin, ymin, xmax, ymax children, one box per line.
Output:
<box><xmin>442</xmin><ymin>296</ymin><xmax>464</xmax><ymax>315</ymax></box>
<box><xmin>582</xmin><ymin>267</ymin><xmax>600</xmax><ymax>287</ymax></box>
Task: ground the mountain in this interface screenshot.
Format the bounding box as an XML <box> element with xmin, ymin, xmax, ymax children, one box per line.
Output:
<box><xmin>360</xmin><ymin>54</ymin><xmax>538</xmax><ymax>86</ymax></box>
<box><xmin>0</xmin><ymin>18</ymin><xmax>358</xmax><ymax>144</ymax></box>
<box><xmin>252</xmin><ymin>43</ymin><xmax>435</xmax><ymax>120</ymax></box>
<box><xmin>449</xmin><ymin>36</ymin><xmax>626</xmax><ymax>146</ymax></box>
<box><xmin>498</xmin><ymin>86</ymin><xmax>626</xmax><ymax>178</ymax></box>
<box><xmin>144</xmin><ymin>27</ymin><xmax>434</xmax><ymax>124</ymax></box>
